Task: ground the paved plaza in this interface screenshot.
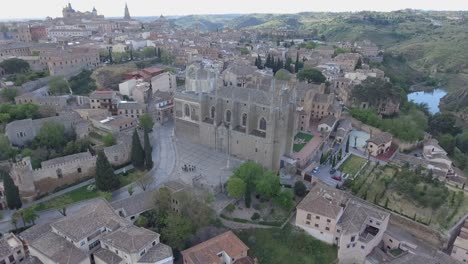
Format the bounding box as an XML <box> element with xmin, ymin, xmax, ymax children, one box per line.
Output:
<box><xmin>174</xmin><ymin>137</ymin><xmax>242</xmax><ymax>192</ymax></box>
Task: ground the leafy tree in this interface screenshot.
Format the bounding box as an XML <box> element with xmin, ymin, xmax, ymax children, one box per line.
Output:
<box><xmin>338</xmin><ymin>148</ymin><xmax>343</xmax><ymax>161</ymax></box>
<box><xmin>69</xmin><ymin>70</ymin><xmax>97</xmax><ymax>95</ymax></box>
<box><xmin>245</xmin><ymin>185</ymin><xmax>252</xmax><ymax>208</ymax></box>
<box><xmin>294</xmin><ymin>181</ymin><xmax>307</xmax><ymax>197</ymax></box>
<box><xmin>127</xmin><ymin>185</ymin><xmax>134</xmax><ymax>196</ymax></box>
<box><xmin>233</xmin><ymin>161</ymin><xmax>263</xmax><ymax>185</ymax></box>
<box><xmin>139</xmin><ymin>114</ymin><xmax>154</xmax><ymax>132</ymax></box>
<box><xmin>255</xmin><ymin>171</ymin><xmax>280</xmax><ymax>199</ymax></box>
<box><xmin>141</xmin><ymin>47</ymin><xmax>155</xmax><ymax>58</ymax></box>
<box><xmin>297</xmin><ymin>68</ymin><xmax>326</xmax><ymax>84</ymax></box>
<box><xmin>48</xmin><ymin>76</ymin><xmax>70</xmax><ymax>95</ymax></box>
<box><xmin>438</xmin><ymin>134</ymin><xmax>455</xmax><ymax>156</ymax></box>
<box><xmin>37</xmin><ymin>122</ymin><xmax>66</xmax><ymax>149</ymax></box>
<box><xmin>95</xmin><ymin>150</ymin><xmax>119</xmax><ymax>191</ymax></box>
<box><xmin>136</xmin><ymin>174</ymin><xmax>154</xmax><ymax>191</ymax></box>
<box><xmin>226</xmin><ymin>177</ymin><xmax>246</xmax><ymax>198</ymax></box>
<box><xmin>0</xmin><ymin>58</ymin><xmax>30</xmax><ymax>74</ymax></box>
<box><xmin>161</xmin><ymin>212</ymin><xmax>194</xmax><ymax>250</ymax></box>
<box><xmin>274</xmin><ymin>189</ymin><xmax>294</xmax><ymax>210</ymax></box>
<box><xmin>284</xmin><ymin>57</ymin><xmax>292</xmax><ymax>72</ymax></box>
<box><xmin>1</xmin><ymin>87</ymin><xmax>18</xmax><ymax>102</ymax></box>
<box><xmin>144</xmin><ymin>130</ymin><xmax>153</xmax><ymax>170</ymax></box>
<box><xmin>331</xmin><ymin>155</ymin><xmax>336</xmax><ymax>167</ymax></box>
<box><xmin>153</xmin><ymin>187</ymin><xmax>172</xmax><ymax>217</ymax></box>
<box><xmin>0</xmin><ymin>135</ymin><xmax>16</xmax><ymax>160</ymax></box>
<box><xmin>429</xmin><ymin>113</ymin><xmax>462</xmax><ymax>136</ymax></box>
<box><xmin>3</xmin><ymin>172</ymin><xmax>22</xmax><ymax>209</ymax></box>
<box><xmin>319</xmin><ymin>153</ymin><xmax>325</xmax><ymax>164</ymax></box>
<box><xmin>21</xmin><ymin>206</ymin><xmax>39</xmax><ymax>225</ymax></box>
<box><xmin>49</xmin><ymin>196</ymin><xmax>73</xmax><ymax>216</ymax></box>
<box><xmin>178</xmin><ymin>191</ymin><xmax>214</xmax><ymax>229</ymax></box>
<box><xmin>352</xmin><ymin>77</ymin><xmax>402</xmax><ymax>107</ymax></box>
<box><xmin>456</xmin><ymin>132</ymin><xmax>468</xmax><ymax>154</ymax></box>
<box><xmin>102</xmin><ymin>133</ymin><xmax>116</xmax><ymax>147</ymax></box>
<box><xmin>131</xmin><ymin>129</ymin><xmax>145</xmax><ymax>169</ymax></box>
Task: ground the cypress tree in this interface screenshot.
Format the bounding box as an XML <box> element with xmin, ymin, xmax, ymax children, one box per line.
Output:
<box><xmin>346</xmin><ymin>136</ymin><xmax>350</xmax><ymax>153</ymax></box>
<box><xmin>3</xmin><ymin>172</ymin><xmax>22</xmax><ymax>209</ymax></box>
<box><xmin>254</xmin><ymin>57</ymin><xmax>258</xmax><ymax>68</ymax></box>
<box><xmin>131</xmin><ymin>129</ymin><xmax>145</xmax><ymax>169</ymax></box>
<box><xmin>257</xmin><ymin>54</ymin><xmax>262</xmax><ymax>69</ymax></box>
<box><xmin>144</xmin><ymin>130</ymin><xmax>154</xmax><ymax>170</ymax></box>
<box><xmin>157</xmin><ymin>48</ymin><xmax>161</xmax><ymax>59</ymax></box>
<box><xmin>95</xmin><ymin>150</ymin><xmax>119</xmax><ymax>191</ymax></box>
<box><xmin>295</xmin><ymin>52</ymin><xmax>300</xmax><ymax>73</ymax></box>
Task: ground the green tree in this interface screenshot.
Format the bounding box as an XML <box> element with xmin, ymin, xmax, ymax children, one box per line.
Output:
<box><xmin>3</xmin><ymin>172</ymin><xmax>22</xmax><ymax>209</ymax></box>
<box><xmin>95</xmin><ymin>150</ymin><xmax>119</xmax><ymax>191</ymax></box>
<box><xmin>49</xmin><ymin>196</ymin><xmax>73</xmax><ymax>216</ymax></box>
<box><xmin>139</xmin><ymin>114</ymin><xmax>154</xmax><ymax>132</ymax></box>
<box><xmin>20</xmin><ymin>206</ymin><xmax>39</xmax><ymax>225</ymax></box>
<box><xmin>352</xmin><ymin>77</ymin><xmax>402</xmax><ymax>110</ymax></box>
<box><xmin>102</xmin><ymin>133</ymin><xmax>116</xmax><ymax>147</ymax></box>
<box><xmin>295</xmin><ymin>52</ymin><xmax>300</xmax><ymax>73</ymax></box>
<box><xmin>0</xmin><ymin>135</ymin><xmax>16</xmax><ymax>160</ymax></box>
<box><xmin>297</xmin><ymin>68</ymin><xmax>326</xmax><ymax>84</ymax></box>
<box><xmin>161</xmin><ymin>212</ymin><xmax>194</xmax><ymax>251</ymax></box>
<box><xmin>255</xmin><ymin>171</ymin><xmax>280</xmax><ymax>199</ymax></box>
<box><xmin>429</xmin><ymin>113</ymin><xmax>461</xmax><ymax>136</ymax></box>
<box><xmin>131</xmin><ymin>129</ymin><xmax>145</xmax><ymax>169</ymax></box>
<box><xmin>1</xmin><ymin>87</ymin><xmax>18</xmax><ymax>102</ymax></box>
<box><xmin>69</xmin><ymin>70</ymin><xmax>97</xmax><ymax>95</ymax></box>
<box><xmin>274</xmin><ymin>188</ymin><xmax>294</xmax><ymax>210</ymax></box>
<box><xmin>141</xmin><ymin>47</ymin><xmax>156</xmax><ymax>58</ymax></box>
<box><xmin>245</xmin><ymin>185</ymin><xmax>252</xmax><ymax>208</ymax></box>
<box><xmin>48</xmin><ymin>76</ymin><xmax>70</xmax><ymax>95</ymax></box>
<box><xmin>178</xmin><ymin>191</ymin><xmax>214</xmax><ymax>229</ymax></box>
<box><xmin>331</xmin><ymin>155</ymin><xmax>336</xmax><ymax>167</ymax></box>
<box><xmin>456</xmin><ymin>132</ymin><xmax>468</xmax><ymax>154</ymax></box>
<box><xmin>37</xmin><ymin>122</ymin><xmax>66</xmax><ymax>149</ymax></box>
<box><xmin>144</xmin><ymin>130</ymin><xmax>153</xmax><ymax>170</ymax></box>
<box><xmin>294</xmin><ymin>181</ymin><xmax>307</xmax><ymax>197</ymax></box>
<box><xmin>439</xmin><ymin>134</ymin><xmax>456</xmax><ymax>156</ymax></box>
<box><xmin>226</xmin><ymin>177</ymin><xmax>246</xmax><ymax>198</ymax></box>
<box><xmin>0</xmin><ymin>58</ymin><xmax>30</xmax><ymax>74</ymax></box>
<box><xmin>154</xmin><ymin>187</ymin><xmax>172</xmax><ymax>217</ymax></box>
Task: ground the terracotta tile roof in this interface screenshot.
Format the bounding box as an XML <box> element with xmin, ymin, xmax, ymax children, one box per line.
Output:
<box><xmin>181</xmin><ymin>231</ymin><xmax>249</xmax><ymax>264</ymax></box>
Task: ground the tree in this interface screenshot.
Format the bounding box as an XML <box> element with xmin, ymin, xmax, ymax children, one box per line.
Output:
<box><xmin>274</xmin><ymin>189</ymin><xmax>294</xmax><ymax>210</ymax></box>
<box><xmin>297</xmin><ymin>68</ymin><xmax>326</xmax><ymax>84</ymax></box>
<box><xmin>48</xmin><ymin>76</ymin><xmax>70</xmax><ymax>95</ymax></box>
<box><xmin>346</xmin><ymin>137</ymin><xmax>350</xmax><ymax>153</ymax></box>
<box><xmin>136</xmin><ymin>174</ymin><xmax>154</xmax><ymax>191</ymax></box>
<box><xmin>144</xmin><ymin>130</ymin><xmax>154</xmax><ymax>170</ymax></box>
<box><xmin>154</xmin><ymin>187</ymin><xmax>172</xmax><ymax>217</ymax></box>
<box><xmin>161</xmin><ymin>213</ymin><xmax>194</xmax><ymax>251</ymax></box>
<box><xmin>456</xmin><ymin>132</ymin><xmax>468</xmax><ymax>154</ymax></box>
<box><xmin>439</xmin><ymin>134</ymin><xmax>456</xmax><ymax>156</ymax></box>
<box><xmin>429</xmin><ymin>113</ymin><xmax>462</xmax><ymax>136</ymax></box>
<box><xmin>255</xmin><ymin>171</ymin><xmax>280</xmax><ymax>199</ymax></box>
<box><xmin>355</xmin><ymin>57</ymin><xmax>362</xmax><ymax>70</ymax></box>
<box><xmin>139</xmin><ymin>114</ymin><xmax>154</xmax><ymax>132</ymax></box>
<box><xmin>102</xmin><ymin>133</ymin><xmax>116</xmax><ymax>147</ymax></box>
<box><xmin>256</xmin><ymin>54</ymin><xmax>263</xmax><ymax>69</ymax></box>
<box><xmin>226</xmin><ymin>177</ymin><xmax>246</xmax><ymax>198</ymax></box>
<box><xmin>331</xmin><ymin>155</ymin><xmax>336</xmax><ymax>167</ymax></box>
<box><xmin>20</xmin><ymin>206</ymin><xmax>39</xmax><ymax>225</ymax></box>
<box><xmin>319</xmin><ymin>153</ymin><xmax>325</xmax><ymax>164</ymax></box>
<box><xmin>178</xmin><ymin>191</ymin><xmax>214</xmax><ymax>229</ymax></box>
<box><xmin>37</xmin><ymin>122</ymin><xmax>66</xmax><ymax>149</ymax></box>
<box><xmin>131</xmin><ymin>129</ymin><xmax>145</xmax><ymax>169</ymax></box>
<box><xmin>0</xmin><ymin>135</ymin><xmax>15</xmax><ymax>160</ymax></box>
<box><xmin>49</xmin><ymin>196</ymin><xmax>73</xmax><ymax>216</ymax></box>
<box><xmin>0</xmin><ymin>58</ymin><xmax>30</xmax><ymax>74</ymax></box>
<box><xmin>338</xmin><ymin>148</ymin><xmax>343</xmax><ymax>161</ymax></box>
<box><xmin>352</xmin><ymin>77</ymin><xmax>402</xmax><ymax>109</ymax></box>
<box><xmin>1</xmin><ymin>87</ymin><xmax>18</xmax><ymax>102</ymax></box>
<box><xmin>95</xmin><ymin>150</ymin><xmax>119</xmax><ymax>191</ymax></box>
<box><xmin>294</xmin><ymin>181</ymin><xmax>307</xmax><ymax>197</ymax></box>
<box><xmin>4</xmin><ymin>173</ymin><xmax>22</xmax><ymax>209</ymax></box>
<box><xmin>245</xmin><ymin>185</ymin><xmax>252</xmax><ymax>208</ymax></box>
<box><xmin>128</xmin><ymin>185</ymin><xmax>134</xmax><ymax>196</ymax></box>
<box><xmin>295</xmin><ymin>52</ymin><xmax>300</xmax><ymax>73</ymax></box>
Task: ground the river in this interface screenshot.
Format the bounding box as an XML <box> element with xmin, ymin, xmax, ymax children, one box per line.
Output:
<box><xmin>407</xmin><ymin>88</ymin><xmax>447</xmax><ymax>114</ymax></box>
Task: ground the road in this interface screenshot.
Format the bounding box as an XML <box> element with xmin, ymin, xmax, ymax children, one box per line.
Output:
<box><xmin>0</xmin><ymin>121</ymin><xmax>176</xmax><ymax>233</ymax></box>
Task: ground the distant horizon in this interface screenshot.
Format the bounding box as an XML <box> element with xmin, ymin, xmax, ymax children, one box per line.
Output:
<box><xmin>0</xmin><ymin>8</ymin><xmax>467</xmax><ymax>22</ymax></box>
<box><xmin>0</xmin><ymin>0</ymin><xmax>467</xmax><ymax>21</ymax></box>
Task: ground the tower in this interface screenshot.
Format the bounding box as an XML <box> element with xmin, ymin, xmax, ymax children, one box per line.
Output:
<box><xmin>124</xmin><ymin>3</ymin><xmax>131</xmax><ymax>20</ymax></box>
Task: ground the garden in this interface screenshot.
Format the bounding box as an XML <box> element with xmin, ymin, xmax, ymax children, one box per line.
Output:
<box><xmin>293</xmin><ymin>132</ymin><xmax>313</xmax><ymax>152</ymax></box>
<box><xmin>338</xmin><ymin>154</ymin><xmax>367</xmax><ymax>177</ymax></box>
<box><xmin>236</xmin><ymin>225</ymin><xmax>337</xmax><ymax>264</ymax></box>
<box><xmin>344</xmin><ymin>162</ymin><xmax>467</xmax><ymax>231</ymax></box>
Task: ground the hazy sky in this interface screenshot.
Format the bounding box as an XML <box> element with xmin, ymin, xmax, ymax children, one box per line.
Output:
<box><xmin>1</xmin><ymin>0</ymin><xmax>467</xmax><ymax>19</ymax></box>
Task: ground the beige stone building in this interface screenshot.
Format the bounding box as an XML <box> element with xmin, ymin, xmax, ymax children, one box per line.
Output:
<box><xmin>39</xmin><ymin>47</ymin><xmax>100</xmax><ymax>76</ymax></box>
<box><xmin>296</xmin><ymin>181</ymin><xmax>390</xmax><ymax>264</ymax></box>
<box><xmin>366</xmin><ymin>132</ymin><xmax>393</xmax><ymax>157</ymax></box>
<box><xmin>117</xmin><ymin>101</ymin><xmax>146</xmax><ymax>118</ymax></box>
<box><xmin>451</xmin><ymin>219</ymin><xmax>468</xmax><ymax>263</ymax></box>
<box><xmin>0</xmin><ymin>233</ymin><xmax>26</xmax><ymax>264</ymax></box>
<box><xmin>89</xmin><ymin>91</ymin><xmax>121</xmax><ymax>114</ymax></box>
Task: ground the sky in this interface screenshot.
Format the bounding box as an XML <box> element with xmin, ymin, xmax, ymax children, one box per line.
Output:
<box><xmin>0</xmin><ymin>0</ymin><xmax>467</xmax><ymax>19</ymax></box>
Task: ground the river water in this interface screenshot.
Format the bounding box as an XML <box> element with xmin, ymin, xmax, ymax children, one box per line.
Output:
<box><xmin>407</xmin><ymin>88</ymin><xmax>447</xmax><ymax>114</ymax></box>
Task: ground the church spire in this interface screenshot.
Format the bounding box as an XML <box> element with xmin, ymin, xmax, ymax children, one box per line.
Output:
<box><xmin>124</xmin><ymin>3</ymin><xmax>131</xmax><ymax>20</ymax></box>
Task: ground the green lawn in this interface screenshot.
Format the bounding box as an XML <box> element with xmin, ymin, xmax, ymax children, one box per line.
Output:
<box><xmin>236</xmin><ymin>225</ymin><xmax>337</xmax><ymax>264</ymax></box>
<box><xmin>293</xmin><ymin>132</ymin><xmax>313</xmax><ymax>152</ymax></box>
<box><xmin>34</xmin><ymin>184</ymin><xmax>109</xmax><ymax>211</ymax></box>
<box><xmin>339</xmin><ymin>154</ymin><xmax>367</xmax><ymax>177</ymax></box>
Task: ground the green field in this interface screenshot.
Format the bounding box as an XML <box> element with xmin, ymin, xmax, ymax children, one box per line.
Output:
<box><xmin>339</xmin><ymin>154</ymin><xmax>367</xmax><ymax>177</ymax></box>
<box><xmin>236</xmin><ymin>225</ymin><xmax>337</xmax><ymax>264</ymax></box>
<box><xmin>293</xmin><ymin>132</ymin><xmax>313</xmax><ymax>152</ymax></box>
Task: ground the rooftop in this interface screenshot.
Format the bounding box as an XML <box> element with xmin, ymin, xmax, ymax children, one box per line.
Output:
<box><xmin>296</xmin><ymin>181</ymin><xmax>347</xmax><ymax>219</ymax></box>
<box><xmin>181</xmin><ymin>231</ymin><xmax>249</xmax><ymax>264</ymax></box>
<box><xmin>94</xmin><ymin>248</ymin><xmax>123</xmax><ymax>264</ymax></box>
<box><xmin>111</xmin><ymin>191</ymin><xmax>154</xmax><ymax>217</ymax></box>
<box><xmin>101</xmin><ymin>226</ymin><xmax>159</xmax><ymax>254</ymax></box>
<box><xmin>337</xmin><ymin>199</ymin><xmax>389</xmax><ymax>235</ymax></box>
<box><xmin>367</xmin><ymin>132</ymin><xmax>393</xmax><ymax>145</ymax></box>
<box><xmin>137</xmin><ymin>242</ymin><xmax>173</xmax><ymax>263</ymax></box>
<box><xmin>30</xmin><ymin>232</ymin><xmax>88</xmax><ymax>264</ymax></box>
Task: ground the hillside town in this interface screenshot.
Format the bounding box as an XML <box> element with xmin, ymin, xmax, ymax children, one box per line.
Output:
<box><xmin>0</xmin><ymin>2</ymin><xmax>467</xmax><ymax>264</ymax></box>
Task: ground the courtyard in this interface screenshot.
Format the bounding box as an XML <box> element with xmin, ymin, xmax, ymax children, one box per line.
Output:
<box><xmin>293</xmin><ymin>132</ymin><xmax>313</xmax><ymax>152</ymax></box>
<box><xmin>338</xmin><ymin>154</ymin><xmax>367</xmax><ymax>178</ymax></box>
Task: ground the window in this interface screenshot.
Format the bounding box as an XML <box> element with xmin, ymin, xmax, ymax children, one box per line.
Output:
<box><xmin>152</xmin><ymin>241</ymin><xmax>156</xmax><ymax>246</ymax></box>
<box><xmin>306</xmin><ymin>221</ymin><xmax>310</xmax><ymax>225</ymax></box>
<box><xmin>314</xmin><ymin>224</ymin><xmax>319</xmax><ymax>228</ymax></box>
<box><xmin>259</xmin><ymin>117</ymin><xmax>266</xmax><ymax>130</ymax></box>
<box><xmin>306</xmin><ymin>214</ymin><xmax>311</xmax><ymax>220</ymax></box>
<box><xmin>327</xmin><ymin>219</ymin><xmax>331</xmax><ymax>223</ymax></box>
<box><xmin>211</xmin><ymin>106</ymin><xmax>215</xmax><ymax>119</ymax></box>
<box><xmin>242</xmin><ymin>113</ymin><xmax>247</xmax><ymax>127</ymax></box>
<box><xmin>325</xmin><ymin>227</ymin><xmax>330</xmax><ymax>231</ymax></box>
<box><xmin>315</xmin><ymin>216</ymin><xmax>320</xmax><ymax>220</ymax></box>
<box><xmin>8</xmin><ymin>255</ymin><xmax>14</xmax><ymax>262</ymax></box>
<box><xmin>77</xmin><ymin>168</ymin><xmax>82</xmax><ymax>173</ymax></box>
<box><xmin>351</xmin><ymin>236</ymin><xmax>356</xmax><ymax>242</ymax></box>
<box><xmin>225</xmin><ymin>110</ymin><xmax>231</xmax><ymax>123</ymax></box>
<box><xmin>389</xmin><ymin>239</ymin><xmax>393</xmax><ymax>243</ymax></box>
<box><xmin>140</xmin><ymin>249</ymin><xmax>146</xmax><ymax>256</ymax></box>
<box><xmin>184</xmin><ymin>104</ymin><xmax>190</xmax><ymax>117</ymax></box>
<box><xmin>56</xmin><ymin>168</ymin><xmax>63</xmax><ymax>178</ymax></box>
<box><xmin>361</xmin><ymin>245</ymin><xmax>365</xmax><ymax>249</ymax></box>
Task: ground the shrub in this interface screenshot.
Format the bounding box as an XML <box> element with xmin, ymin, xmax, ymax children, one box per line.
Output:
<box><xmin>226</xmin><ymin>203</ymin><xmax>235</xmax><ymax>213</ymax></box>
<box><xmin>251</xmin><ymin>212</ymin><xmax>261</xmax><ymax>221</ymax></box>
<box><xmin>294</xmin><ymin>181</ymin><xmax>307</xmax><ymax>197</ymax></box>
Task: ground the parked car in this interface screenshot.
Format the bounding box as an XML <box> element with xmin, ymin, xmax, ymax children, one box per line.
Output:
<box><xmin>312</xmin><ymin>167</ymin><xmax>320</xmax><ymax>173</ymax></box>
<box><xmin>331</xmin><ymin>175</ymin><xmax>342</xmax><ymax>182</ymax></box>
<box><xmin>329</xmin><ymin>168</ymin><xmax>337</xmax><ymax>174</ymax></box>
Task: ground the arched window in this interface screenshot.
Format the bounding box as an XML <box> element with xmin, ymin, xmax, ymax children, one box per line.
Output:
<box><xmin>242</xmin><ymin>113</ymin><xmax>247</xmax><ymax>127</ymax></box>
<box><xmin>259</xmin><ymin>117</ymin><xmax>267</xmax><ymax>130</ymax></box>
<box><xmin>225</xmin><ymin>110</ymin><xmax>231</xmax><ymax>123</ymax></box>
<box><xmin>184</xmin><ymin>104</ymin><xmax>190</xmax><ymax>117</ymax></box>
<box><xmin>211</xmin><ymin>106</ymin><xmax>215</xmax><ymax>119</ymax></box>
